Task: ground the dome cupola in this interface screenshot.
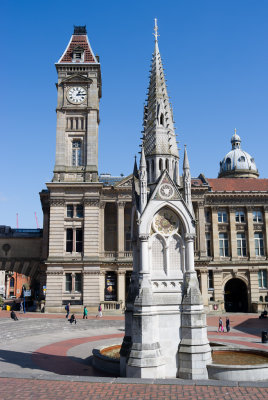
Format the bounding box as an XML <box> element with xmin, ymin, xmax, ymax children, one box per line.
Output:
<box><xmin>218</xmin><ymin>130</ymin><xmax>259</xmax><ymax>179</ymax></box>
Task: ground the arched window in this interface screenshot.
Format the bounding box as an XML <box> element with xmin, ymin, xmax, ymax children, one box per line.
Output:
<box><xmin>160</xmin><ymin>113</ymin><xmax>164</xmax><ymax>126</ymax></box>
<box><xmin>152</xmin><ymin>235</ymin><xmax>166</xmax><ymax>274</ymax></box>
<box><xmin>165</xmin><ymin>159</ymin><xmax>169</xmax><ymax>172</ymax></box>
<box><xmin>146</xmin><ymin>161</ymin><xmax>149</xmax><ymax>174</ymax></box>
<box><xmin>169</xmin><ymin>235</ymin><xmax>181</xmax><ymax>274</ymax></box>
<box><xmin>159</xmin><ymin>159</ymin><xmax>163</xmax><ymax>171</ymax></box>
<box><xmin>72</xmin><ymin>140</ymin><xmax>82</xmax><ymax>166</ymax></box>
<box><xmin>226</xmin><ymin>158</ymin><xmax>231</xmax><ymax>171</ymax></box>
<box><xmin>10</xmin><ymin>277</ymin><xmax>14</xmax><ymax>288</ymax></box>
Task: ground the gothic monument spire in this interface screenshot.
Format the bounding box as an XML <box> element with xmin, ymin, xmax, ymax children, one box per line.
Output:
<box><xmin>143</xmin><ymin>19</ymin><xmax>179</xmax><ymax>185</ymax></box>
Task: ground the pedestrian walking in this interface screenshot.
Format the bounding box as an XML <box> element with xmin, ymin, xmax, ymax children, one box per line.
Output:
<box><xmin>68</xmin><ymin>313</ymin><xmax>77</xmax><ymax>324</ymax></box>
<box><xmin>96</xmin><ymin>303</ymin><xmax>102</xmax><ymax>318</ymax></box>
<box><xmin>65</xmin><ymin>302</ymin><xmax>70</xmax><ymax>319</ymax></box>
<box><xmin>218</xmin><ymin>317</ymin><xmax>224</xmax><ymax>332</ymax></box>
<box><xmin>226</xmin><ymin>317</ymin><xmax>230</xmax><ymax>332</ymax></box>
<box><xmin>83</xmin><ymin>306</ymin><xmax>88</xmax><ymax>319</ymax></box>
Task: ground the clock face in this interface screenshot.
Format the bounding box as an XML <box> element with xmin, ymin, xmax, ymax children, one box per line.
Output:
<box><xmin>159</xmin><ymin>183</ymin><xmax>174</xmax><ymax>200</ymax></box>
<box><xmin>153</xmin><ymin>208</ymin><xmax>178</xmax><ymax>235</ymax></box>
<box><xmin>67</xmin><ymin>86</ymin><xmax>87</xmax><ymax>104</ymax></box>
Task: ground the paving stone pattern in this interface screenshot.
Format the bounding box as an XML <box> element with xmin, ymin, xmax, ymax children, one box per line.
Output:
<box><xmin>0</xmin><ymin>312</ymin><xmax>268</xmax><ymax>399</ymax></box>
<box><xmin>0</xmin><ymin>378</ymin><xmax>267</xmax><ymax>400</ymax></box>
<box><xmin>0</xmin><ymin>318</ymin><xmax>124</xmax><ymax>344</ymax></box>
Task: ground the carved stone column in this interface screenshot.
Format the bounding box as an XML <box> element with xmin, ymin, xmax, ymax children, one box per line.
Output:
<box><xmin>117</xmin><ymin>201</ymin><xmax>125</xmax><ymax>258</ymax></box>
<box><xmin>229</xmin><ymin>207</ymin><xmax>237</xmax><ymax>260</ymax></box>
<box><xmin>213</xmin><ymin>268</ymin><xmax>224</xmax><ymax>304</ymax></box>
<box><xmin>139</xmin><ymin>234</ymin><xmax>150</xmax><ymax>274</ymax></box>
<box><xmin>117</xmin><ymin>270</ymin><xmax>126</xmax><ymax>307</ymax></box>
<box><xmin>48</xmin><ymin>199</ymin><xmax>65</xmax><ymax>258</ymax></box>
<box><xmin>197</xmin><ymin>203</ymin><xmax>207</xmax><ymax>258</ymax></box>
<box><xmin>84</xmin><ymin>199</ymin><xmax>100</xmax><ymax>258</ymax></box>
<box><xmin>99</xmin><ymin>270</ymin><xmax>105</xmax><ymax>302</ymax></box>
<box><xmin>83</xmin><ymin>266</ymin><xmax>100</xmax><ymax>306</ymax></box>
<box><xmin>211</xmin><ymin>207</ymin><xmax>219</xmax><ymax>259</ymax></box>
<box><xmin>45</xmin><ymin>267</ymin><xmax>64</xmax><ymax>310</ymax></box>
<box><xmin>99</xmin><ymin>202</ymin><xmax>106</xmax><ymax>256</ymax></box>
<box><xmin>246</xmin><ymin>206</ymin><xmax>255</xmax><ymax>260</ymax></box>
<box><xmin>71</xmin><ymin>272</ymin><xmax>75</xmax><ymax>293</ymax></box>
<box><xmin>184</xmin><ymin>233</ymin><xmax>195</xmax><ymax>272</ymax></box>
<box><xmin>249</xmin><ymin>267</ymin><xmax>260</xmax><ymax>305</ymax></box>
<box><xmin>199</xmin><ymin>268</ymin><xmax>208</xmax><ymax>306</ymax></box>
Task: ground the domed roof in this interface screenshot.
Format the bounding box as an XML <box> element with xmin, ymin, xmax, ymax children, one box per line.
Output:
<box><xmin>218</xmin><ymin>131</ymin><xmax>259</xmax><ymax>179</ymax></box>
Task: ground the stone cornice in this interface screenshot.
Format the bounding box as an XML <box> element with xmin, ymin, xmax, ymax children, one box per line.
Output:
<box><xmin>46</xmin><ymin>271</ymin><xmax>64</xmax><ymax>276</ymax></box>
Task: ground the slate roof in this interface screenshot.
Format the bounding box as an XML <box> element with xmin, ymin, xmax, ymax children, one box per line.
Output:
<box><xmin>207</xmin><ymin>178</ymin><xmax>268</xmax><ymax>192</ymax></box>
<box><xmin>58</xmin><ymin>34</ymin><xmax>97</xmax><ymax>64</ymax></box>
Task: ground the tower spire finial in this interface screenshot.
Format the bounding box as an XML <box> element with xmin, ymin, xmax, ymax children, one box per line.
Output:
<box><xmin>153</xmin><ymin>18</ymin><xmax>159</xmax><ymax>41</ymax></box>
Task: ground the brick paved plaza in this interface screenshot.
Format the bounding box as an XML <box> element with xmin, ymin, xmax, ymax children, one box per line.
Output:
<box><xmin>0</xmin><ymin>310</ymin><xmax>268</xmax><ymax>399</ymax></box>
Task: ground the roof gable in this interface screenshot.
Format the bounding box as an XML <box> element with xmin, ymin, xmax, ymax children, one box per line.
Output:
<box><xmin>114</xmin><ymin>175</ymin><xmax>132</xmax><ymax>188</ymax></box>
<box><xmin>151</xmin><ymin>170</ymin><xmax>182</xmax><ymax>201</ymax></box>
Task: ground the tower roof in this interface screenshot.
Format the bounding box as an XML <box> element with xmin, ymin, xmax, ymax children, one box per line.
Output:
<box><xmin>218</xmin><ymin>130</ymin><xmax>259</xmax><ymax>179</ymax></box>
<box><xmin>57</xmin><ymin>26</ymin><xmax>98</xmax><ymax>64</ymax></box>
<box><xmin>143</xmin><ymin>19</ymin><xmax>179</xmax><ymax>158</ymax></box>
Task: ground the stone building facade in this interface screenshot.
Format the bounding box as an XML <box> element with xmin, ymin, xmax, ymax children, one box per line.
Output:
<box><xmin>0</xmin><ymin>25</ymin><xmax>264</xmax><ymax>314</ymax></box>
<box><xmin>192</xmin><ymin>176</ymin><xmax>268</xmax><ymax>313</ymax></box>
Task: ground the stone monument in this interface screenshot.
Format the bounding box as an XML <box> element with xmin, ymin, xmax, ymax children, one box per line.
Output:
<box><xmin>120</xmin><ymin>19</ymin><xmax>211</xmax><ymax>379</ymax></box>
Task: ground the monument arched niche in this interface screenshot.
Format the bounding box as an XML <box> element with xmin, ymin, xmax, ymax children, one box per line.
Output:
<box><xmin>148</xmin><ymin>207</ymin><xmax>186</xmax><ymax>280</ymax></box>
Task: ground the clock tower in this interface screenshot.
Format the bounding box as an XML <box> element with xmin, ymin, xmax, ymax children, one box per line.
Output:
<box><xmin>53</xmin><ymin>26</ymin><xmax>101</xmax><ymax>182</ymax></box>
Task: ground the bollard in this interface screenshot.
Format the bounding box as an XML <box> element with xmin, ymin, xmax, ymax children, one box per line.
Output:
<box><xmin>262</xmin><ymin>331</ymin><xmax>268</xmax><ymax>343</ymax></box>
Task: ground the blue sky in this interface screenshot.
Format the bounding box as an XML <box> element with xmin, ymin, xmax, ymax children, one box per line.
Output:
<box><xmin>1</xmin><ymin>0</ymin><xmax>268</xmax><ymax>228</ymax></box>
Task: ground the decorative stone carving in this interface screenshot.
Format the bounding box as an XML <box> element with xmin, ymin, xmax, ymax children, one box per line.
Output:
<box><xmin>159</xmin><ymin>183</ymin><xmax>175</xmax><ymax>200</ymax></box>
<box><xmin>46</xmin><ymin>271</ymin><xmax>64</xmax><ymax>276</ymax></box>
<box><xmin>236</xmin><ymin>224</ymin><xmax>247</xmax><ymax>231</ymax></box>
<box><xmin>2</xmin><ymin>244</ymin><xmax>11</xmax><ymax>256</ymax></box>
<box><xmin>153</xmin><ymin>208</ymin><xmax>178</xmax><ymax>235</ymax></box>
<box><xmin>184</xmin><ymin>233</ymin><xmax>195</xmax><ymax>241</ymax></box>
<box><xmin>117</xmin><ymin>201</ymin><xmax>126</xmax><ymax>208</ymax></box>
<box><xmin>139</xmin><ymin>234</ymin><xmax>149</xmax><ymax>241</ymax></box>
<box><xmin>211</xmin><ymin>206</ymin><xmax>219</xmax><ymax>212</ymax></box>
<box><xmin>232</xmin><ymin>268</ymin><xmax>238</xmax><ymax>277</ymax></box>
<box><xmin>253</xmin><ymin>224</ymin><xmax>264</xmax><ymax>231</ymax></box>
<box><xmin>50</xmin><ymin>199</ymin><xmax>65</xmax><ymax>207</ymax></box>
<box><xmin>84</xmin><ymin>200</ymin><xmax>99</xmax><ymax>207</ymax></box>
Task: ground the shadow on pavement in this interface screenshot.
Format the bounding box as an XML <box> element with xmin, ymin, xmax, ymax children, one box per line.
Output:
<box><xmin>0</xmin><ymin>349</ymin><xmax>114</xmax><ymax>377</ymax></box>
<box><xmin>231</xmin><ymin>317</ymin><xmax>268</xmax><ymax>336</ymax></box>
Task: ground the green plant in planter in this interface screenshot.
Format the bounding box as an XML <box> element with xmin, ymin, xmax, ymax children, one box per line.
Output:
<box><xmin>0</xmin><ymin>296</ymin><xmax>4</xmax><ymax>307</ymax></box>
